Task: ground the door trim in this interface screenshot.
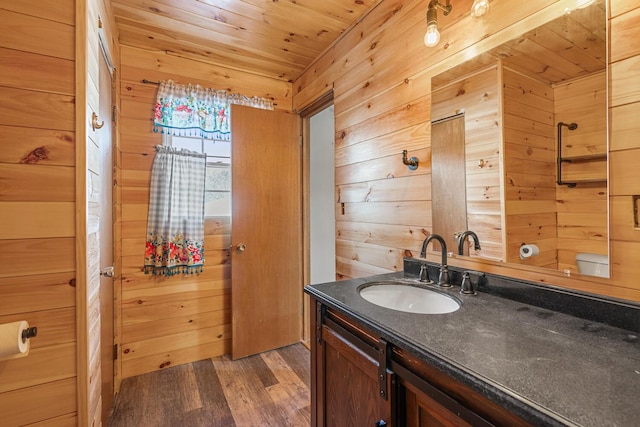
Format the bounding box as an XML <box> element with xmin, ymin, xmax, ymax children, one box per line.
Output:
<box><xmin>300</xmin><ymin>91</ymin><xmax>334</xmax><ymax>345</ymax></box>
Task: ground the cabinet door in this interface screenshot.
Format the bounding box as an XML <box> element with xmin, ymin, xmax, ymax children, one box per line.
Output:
<box><xmin>319</xmin><ymin>322</ymin><xmax>393</xmax><ymax>427</ymax></box>
<box><xmin>403</xmin><ymin>381</ymin><xmax>472</xmax><ymax>427</ymax></box>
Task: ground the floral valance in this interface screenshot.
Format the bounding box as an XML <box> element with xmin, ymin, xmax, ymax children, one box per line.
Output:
<box><xmin>153</xmin><ymin>80</ymin><xmax>274</xmax><ymax>140</ymax></box>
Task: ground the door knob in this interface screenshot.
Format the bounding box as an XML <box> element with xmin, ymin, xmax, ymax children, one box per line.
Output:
<box><xmin>100</xmin><ymin>266</ymin><xmax>114</xmax><ymax>277</ymax></box>
<box><xmin>236</xmin><ymin>243</ymin><xmax>246</xmax><ymax>253</ymax></box>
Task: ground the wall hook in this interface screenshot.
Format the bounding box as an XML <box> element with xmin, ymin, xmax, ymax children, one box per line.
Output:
<box><xmin>402</xmin><ymin>150</ymin><xmax>419</xmax><ymax>170</ymax></box>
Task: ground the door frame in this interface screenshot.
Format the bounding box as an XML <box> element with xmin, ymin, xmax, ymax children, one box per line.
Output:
<box><xmin>97</xmin><ymin>16</ymin><xmax>117</xmax><ymax>422</ymax></box>
<box><xmin>299</xmin><ymin>90</ymin><xmax>334</xmax><ymax>346</ymax></box>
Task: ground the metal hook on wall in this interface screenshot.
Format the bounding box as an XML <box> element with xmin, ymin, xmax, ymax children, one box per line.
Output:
<box><xmin>402</xmin><ymin>150</ymin><xmax>419</xmax><ymax>170</ymax></box>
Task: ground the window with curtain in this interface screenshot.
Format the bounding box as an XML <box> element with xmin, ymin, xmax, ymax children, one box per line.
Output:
<box><xmin>145</xmin><ymin>80</ymin><xmax>273</xmax><ymax>276</ymax></box>
<box><xmin>168</xmin><ymin>135</ymin><xmax>231</xmax><ymax>217</ymax></box>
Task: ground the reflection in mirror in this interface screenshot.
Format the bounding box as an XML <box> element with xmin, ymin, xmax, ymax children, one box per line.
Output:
<box><xmin>430</xmin><ymin>0</ymin><xmax>607</xmax><ymax>277</ymax></box>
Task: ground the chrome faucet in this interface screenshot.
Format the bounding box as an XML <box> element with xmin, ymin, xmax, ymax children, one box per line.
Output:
<box><xmin>456</xmin><ymin>230</ymin><xmax>481</xmax><ymax>256</ymax></box>
<box><xmin>419</xmin><ymin>234</ymin><xmax>450</xmax><ymax>287</ymax></box>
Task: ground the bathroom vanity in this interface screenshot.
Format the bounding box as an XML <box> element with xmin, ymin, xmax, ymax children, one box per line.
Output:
<box><xmin>305</xmin><ymin>258</ymin><xmax>640</xmax><ymax>427</ymax></box>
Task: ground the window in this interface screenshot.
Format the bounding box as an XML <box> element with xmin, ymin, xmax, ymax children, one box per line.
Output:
<box><xmin>166</xmin><ymin>135</ymin><xmax>231</xmax><ymax>217</ymax></box>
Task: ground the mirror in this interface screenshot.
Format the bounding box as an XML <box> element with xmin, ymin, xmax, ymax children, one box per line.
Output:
<box><xmin>430</xmin><ymin>0</ymin><xmax>607</xmax><ymax>277</ymax></box>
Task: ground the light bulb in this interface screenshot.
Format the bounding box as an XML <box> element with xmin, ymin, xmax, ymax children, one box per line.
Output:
<box><xmin>424</xmin><ymin>23</ymin><xmax>440</xmax><ymax>47</ymax></box>
<box><xmin>470</xmin><ymin>0</ymin><xmax>490</xmax><ymax>18</ymax></box>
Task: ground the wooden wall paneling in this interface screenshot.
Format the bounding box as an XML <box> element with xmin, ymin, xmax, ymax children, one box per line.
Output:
<box><xmin>610</xmin><ymin>5</ymin><xmax>640</xmax><ymax>62</ymax></box>
<box><xmin>0</xmin><ymin>9</ymin><xmax>74</xmax><ymax>60</ymax></box>
<box><xmin>609</xmin><ymin>4</ymin><xmax>639</xmax><ymax>288</ymax></box>
<box><xmin>0</xmin><ymin>378</ymin><xmax>77</xmax><ymax>427</ymax></box>
<box><xmin>122</xmin><ymin>308</ymin><xmax>229</xmax><ymax>344</ymax></box>
<box><xmin>0</xmin><ymin>163</ymin><xmax>74</xmax><ymax>202</ymax></box>
<box><xmin>335</xmin><ymin>255</ymin><xmax>393</xmax><ymax>280</ymax></box>
<box><xmin>0</xmin><ymin>87</ymin><xmax>74</xmax><ymax>131</ymax></box>
<box><xmin>337</xmin><ymin>175</ymin><xmax>429</xmax><ymax>203</ymax></box>
<box><xmin>0</xmin><ymin>342</ymin><xmax>76</xmax><ymax>394</ymax></box>
<box><xmin>0</xmin><ymin>0</ymin><xmax>79</xmax><ymax>423</ymax></box>
<box><xmin>610</xmin><ymin>196</ymin><xmax>640</xmax><ymax>242</ymax></box>
<box><xmin>293</xmin><ymin>0</ymin><xmax>414</xmax><ymax>110</ymax></box>
<box><xmin>335</xmin><ymin>127</ymin><xmax>429</xmax><ymax>168</ymax></box>
<box><xmin>0</xmin><ymin>0</ymin><xmax>75</xmax><ymax>25</ymax></box>
<box><xmin>610</xmin><ymin>102</ymin><xmax>640</xmax><ymax>151</ymax></box>
<box><xmin>0</xmin><ymin>202</ymin><xmax>74</xmax><ymax>239</ymax></box>
<box><xmin>432</xmin><ymin>65</ymin><xmax>502</xmax><ymax>259</ymax></box>
<box><xmin>610</xmin><ymin>55</ymin><xmax>640</xmax><ymax>106</ymax></box>
<box><xmin>335</xmin><ymin>149</ymin><xmax>430</xmax><ymax>187</ymax></box>
<box><xmin>118</xmin><ymin>43</ymin><xmax>287</xmax><ymax>374</ymax></box>
<box><xmin>120</xmin><ymin>46</ymin><xmax>292</xmax><ymax>111</ymax></box>
<box><xmin>121</xmin><ymin>340</ymin><xmax>229</xmax><ymax>378</ymax></box>
<box><xmin>0</xmin><ymin>125</ymin><xmax>75</xmax><ymax>167</ymax></box>
<box><xmin>336</xmin><ymin>94</ymin><xmax>431</xmax><ymax>149</ymax></box>
<box><xmin>502</xmin><ymin>66</ymin><xmax>557</xmax><ymax>269</ymax></box>
<box><xmin>337</xmin><ymin>200</ymin><xmax>430</xmax><ymax>226</ymax></box>
<box><xmin>610</xmin><ymin>149</ymin><xmax>640</xmax><ymax>195</ymax></box>
<box><xmin>0</xmin><ymin>47</ymin><xmax>74</xmax><ymax>95</ymax></box>
<box><xmin>335</xmin><ymin>239</ymin><xmax>407</xmax><ymax>272</ymax></box>
<box><xmin>335</xmin><ymin>221</ymin><xmax>429</xmax><ymax>254</ymax></box>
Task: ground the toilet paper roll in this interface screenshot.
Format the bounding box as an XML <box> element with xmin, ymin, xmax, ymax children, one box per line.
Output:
<box><xmin>519</xmin><ymin>244</ymin><xmax>540</xmax><ymax>259</ymax></box>
<box><xmin>0</xmin><ymin>321</ymin><xmax>30</xmax><ymax>361</ymax></box>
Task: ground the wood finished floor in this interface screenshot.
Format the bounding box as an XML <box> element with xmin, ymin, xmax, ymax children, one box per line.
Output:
<box><xmin>107</xmin><ymin>343</ymin><xmax>310</xmax><ymax>427</ymax></box>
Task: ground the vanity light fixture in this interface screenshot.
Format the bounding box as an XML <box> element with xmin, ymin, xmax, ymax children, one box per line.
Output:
<box><xmin>470</xmin><ymin>0</ymin><xmax>490</xmax><ymax>18</ymax></box>
<box><xmin>424</xmin><ymin>0</ymin><xmax>452</xmax><ymax>47</ymax></box>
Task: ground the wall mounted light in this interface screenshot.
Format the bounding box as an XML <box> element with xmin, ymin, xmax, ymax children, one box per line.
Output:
<box><xmin>424</xmin><ymin>1</ymin><xmax>452</xmax><ymax>47</ymax></box>
<box><xmin>470</xmin><ymin>0</ymin><xmax>490</xmax><ymax>18</ymax></box>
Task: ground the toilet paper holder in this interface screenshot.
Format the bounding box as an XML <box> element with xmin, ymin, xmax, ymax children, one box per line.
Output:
<box><xmin>21</xmin><ymin>327</ymin><xmax>37</xmax><ymax>343</ymax></box>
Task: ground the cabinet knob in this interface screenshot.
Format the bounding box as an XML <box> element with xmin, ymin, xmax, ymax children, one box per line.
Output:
<box><xmin>375</xmin><ymin>420</ymin><xmax>387</xmax><ymax>427</ymax></box>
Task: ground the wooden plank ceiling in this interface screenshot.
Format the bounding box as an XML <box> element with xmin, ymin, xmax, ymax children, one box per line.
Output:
<box><xmin>111</xmin><ymin>0</ymin><xmax>380</xmax><ymax>82</ymax></box>
<box><xmin>433</xmin><ymin>0</ymin><xmax>606</xmax><ymax>88</ymax></box>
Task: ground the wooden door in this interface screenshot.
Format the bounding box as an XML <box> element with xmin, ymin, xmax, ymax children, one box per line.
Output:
<box><xmin>231</xmin><ymin>105</ymin><xmax>302</xmax><ymax>359</ymax></box>
<box><xmin>98</xmin><ymin>49</ymin><xmax>115</xmax><ymax>421</ymax></box>
<box><xmin>431</xmin><ymin>116</ymin><xmax>467</xmax><ymax>253</ymax></box>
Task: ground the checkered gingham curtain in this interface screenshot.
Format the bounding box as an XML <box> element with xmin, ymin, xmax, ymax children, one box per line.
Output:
<box><xmin>144</xmin><ymin>146</ymin><xmax>206</xmax><ymax>276</ymax></box>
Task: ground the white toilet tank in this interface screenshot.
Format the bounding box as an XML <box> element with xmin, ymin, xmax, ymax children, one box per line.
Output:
<box><xmin>575</xmin><ymin>253</ymin><xmax>609</xmax><ymax>278</ymax></box>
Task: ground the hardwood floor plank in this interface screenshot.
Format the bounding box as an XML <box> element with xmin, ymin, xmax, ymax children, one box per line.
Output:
<box><xmin>191</xmin><ymin>359</ymin><xmax>236</xmax><ymax>426</ymax></box>
<box><xmin>212</xmin><ymin>354</ymin><xmax>284</xmax><ymax>426</ymax></box>
<box><xmin>277</xmin><ymin>343</ymin><xmax>311</xmax><ymax>389</ymax></box>
<box><xmin>108</xmin><ymin>343</ymin><xmax>310</xmax><ymax>427</ymax></box>
<box><xmin>261</xmin><ymin>350</ymin><xmax>311</xmax><ymax>425</ymax></box>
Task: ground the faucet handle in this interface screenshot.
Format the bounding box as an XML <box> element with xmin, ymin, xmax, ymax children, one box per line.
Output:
<box><xmin>460</xmin><ymin>271</ymin><xmax>475</xmax><ymax>294</ymax></box>
<box><xmin>419</xmin><ymin>264</ymin><xmax>431</xmax><ymax>283</ymax></box>
<box><xmin>460</xmin><ymin>270</ymin><xmax>485</xmax><ymax>295</ymax></box>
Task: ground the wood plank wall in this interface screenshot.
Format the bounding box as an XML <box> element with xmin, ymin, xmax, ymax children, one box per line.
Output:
<box><xmin>117</xmin><ymin>45</ymin><xmax>292</xmax><ymax>378</ymax></box>
<box><xmin>503</xmin><ymin>67</ymin><xmax>558</xmax><ymax>269</ymax></box>
<box><xmin>609</xmin><ymin>0</ymin><xmax>640</xmax><ymax>296</ymax></box>
<box><xmin>431</xmin><ymin>65</ymin><xmax>503</xmax><ymax>261</ymax></box>
<box><xmin>554</xmin><ymin>72</ymin><xmax>608</xmax><ymax>273</ymax></box>
<box><xmin>293</xmin><ymin>0</ymin><xmax>640</xmax><ymax>302</ymax></box>
<box><xmin>0</xmin><ymin>1</ymin><xmax>78</xmax><ymax>425</ymax></box>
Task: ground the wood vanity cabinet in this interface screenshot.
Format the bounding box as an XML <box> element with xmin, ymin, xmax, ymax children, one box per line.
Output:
<box><xmin>310</xmin><ymin>297</ymin><xmax>533</xmax><ymax>427</ymax></box>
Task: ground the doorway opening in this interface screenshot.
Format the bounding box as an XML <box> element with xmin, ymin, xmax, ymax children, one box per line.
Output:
<box><xmin>300</xmin><ymin>91</ymin><xmax>335</xmax><ymax>344</ymax></box>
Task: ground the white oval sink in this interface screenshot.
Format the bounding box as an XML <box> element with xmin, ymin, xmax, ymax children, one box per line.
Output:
<box><xmin>359</xmin><ymin>282</ymin><xmax>461</xmax><ymax>314</ymax></box>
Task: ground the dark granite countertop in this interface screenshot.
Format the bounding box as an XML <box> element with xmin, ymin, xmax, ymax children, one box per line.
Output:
<box><xmin>305</xmin><ymin>264</ymin><xmax>640</xmax><ymax>427</ymax></box>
